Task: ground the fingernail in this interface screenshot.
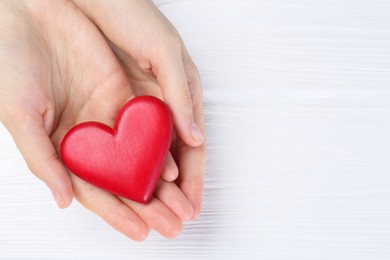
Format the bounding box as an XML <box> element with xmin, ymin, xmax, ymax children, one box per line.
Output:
<box><xmin>190</xmin><ymin>122</ymin><xmax>204</xmax><ymax>145</ymax></box>
<box><xmin>51</xmin><ymin>190</ymin><xmax>64</xmax><ymax>208</ymax></box>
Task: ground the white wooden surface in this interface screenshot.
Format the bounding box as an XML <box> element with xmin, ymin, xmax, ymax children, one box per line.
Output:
<box><xmin>1</xmin><ymin>0</ymin><xmax>390</xmax><ymax>259</ymax></box>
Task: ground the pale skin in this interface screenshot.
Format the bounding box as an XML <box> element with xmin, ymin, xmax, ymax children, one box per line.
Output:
<box><xmin>0</xmin><ymin>0</ymin><xmax>205</xmax><ymax>241</ymax></box>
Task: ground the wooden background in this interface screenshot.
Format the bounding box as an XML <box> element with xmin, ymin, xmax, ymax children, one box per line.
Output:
<box><xmin>1</xmin><ymin>0</ymin><xmax>389</xmax><ymax>259</ymax></box>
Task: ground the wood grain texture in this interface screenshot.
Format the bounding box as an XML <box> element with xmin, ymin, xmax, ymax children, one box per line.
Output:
<box><xmin>0</xmin><ymin>0</ymin><xmax>389</xmax><ymax>259</ymax></box>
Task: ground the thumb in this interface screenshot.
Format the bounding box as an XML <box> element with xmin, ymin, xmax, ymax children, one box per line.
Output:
<box><xmin>2</xmin><ymin>111</ymin><xmax>73</xmax><ymax>208</ymax></box>
<box><xmin>153</xmin><ymin>50</ymin><xmax>204</xmax><ymax>147</ymax></box>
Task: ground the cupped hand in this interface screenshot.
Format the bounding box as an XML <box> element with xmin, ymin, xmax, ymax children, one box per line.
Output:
<box><xmin>0</xmin><ymin>0</ymin><xmax>194</xmax><ymax>240</ymax></box>
<box><xmin>73</xmin><ymin>0</ymin><xmax>207</xmax><ymax>220</ymax></box>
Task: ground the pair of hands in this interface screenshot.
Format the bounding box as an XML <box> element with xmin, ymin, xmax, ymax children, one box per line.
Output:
<box><xmin>0</xmin><ymin>0</ymin><xmax>205</xmax><ymax>241</ymax></box>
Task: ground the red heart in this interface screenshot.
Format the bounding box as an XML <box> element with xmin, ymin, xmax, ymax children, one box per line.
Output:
<box><xmin>60</xmin><ymin>96</ymin><xmax>173</xmax><ymax>203</ymax></box>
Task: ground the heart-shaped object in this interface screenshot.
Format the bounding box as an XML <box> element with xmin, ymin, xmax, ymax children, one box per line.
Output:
<box><xmin>60</xmin><ymin>96</ymin><xmax>173</xmax><ymax>203</ymax></box>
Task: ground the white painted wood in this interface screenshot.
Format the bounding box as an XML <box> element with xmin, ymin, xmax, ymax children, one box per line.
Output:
<box><xmin>1</xmin><ymin>0</ymin><xmax>389</xmax><ymax>259</ymax></box>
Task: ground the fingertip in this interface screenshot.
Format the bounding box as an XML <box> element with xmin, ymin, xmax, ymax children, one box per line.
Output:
<box><xmin>173</xmin><ymin>195</ymin><xmax>193</xmax><ymax>222</ymax></box>
<box><xmin>154</xmin><ymin>181</ymin><xmax>193</xmax><ymax>222</ymax></box>
<box><xmin>51</xmin><ymin>185</ymin><xmax>73</xmax><ymax>209</ymax></box>
<box><xmin>130</xmin><ymin>225</ymin><xmax>150</xmax><ymax>242</ymax></box>
<box><xmin>122</xmin><ymin>196</ymin><xmax>184</xmax><ymax>239</ymax></box>
<box><xmin>61</xmin><ymin>190</ymin><xmax>74</xmax><ymax>209</ymax></box>
<box><xmin>179</xmin><ymin>177</ymin><xmax>204</xmax><ymax>221</ymax></box>
<box><xmin>161</xmin><ymin>153</ymin><xmax>179</xmax><ymax>182</ymax></box>
<box><xmin>51</xmin><ymin>190</ymin><xmax>64</xmax><ymax>208</ymax></box>
<box><xmin>191</xmin><ymin>210</ymin><xmax>201</xmax><ymax>221</ymax></box>
<box><xmin>188</xmin><ymin>196</ymin><xmax>202</xmax><ymax>221</ymax></box>
<box><xmin>50</xmin><ymin>169</ymin><xmax>74</xmax><ymax>209</ymax></box>
<box><xmin>183</xmin><ymin>204</ymin><xmax>194</xmax><ymax>222</ymax></box>
<box><xmin>175</xmin><ymin>120</ymin><xmax>205</xmax><ymax>148</ymax></box>
<box><xmin>190</xmin><ymin>197</ymin><xmax>203</xmax><ymax>221</ymax></box>
<box><xmin>189</xmin><ymin>122</ymin><xmax>204</xmax><ymax>147</ymax></box>
<box><xmin>165</xmin><ymin>221</ymin><xmax>183</xmax><ymax>239</ymax></box>
<box><xmin>116</xmin><ymin>214</ymin><xmax>150</xmax><ymax>242</ymax></box>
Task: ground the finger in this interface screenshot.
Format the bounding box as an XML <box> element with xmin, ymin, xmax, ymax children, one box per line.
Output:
<box><xmin>176</xmin><ymin>51</ymin><xmax>206</xmax><ymax>220</ymax></box>
<box><xmin>161</xmin><ymin>152</ymin><xmax>179</xmax><ymax>182</ymax></box>
<box><xmin>71</xmin><ymin>174</ymin><xmax>149</xmax><ymax>241</ymax></box>
<box><xmin>154</xmin><ymin>179</ymin><xmax>193</xmax><ymax>221</ymax></box>
<box><xmin>153</xmin><ymin>50</ymin><xmax>204</xmax><ymax>148</ymax></box>
<box><xmin>176</xmin><ymin>145</ymin><xmax>205</xmax><ymax>220</ymax></box>
<box><xmin>120</xmin><ymin>196</ymin><xmax>183</xmax><ymax>239</ymax></box>
<box><xmin>2</xmin><ymin>111</ymin><xmax>73</xmax><ymax>208</ymax></box>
